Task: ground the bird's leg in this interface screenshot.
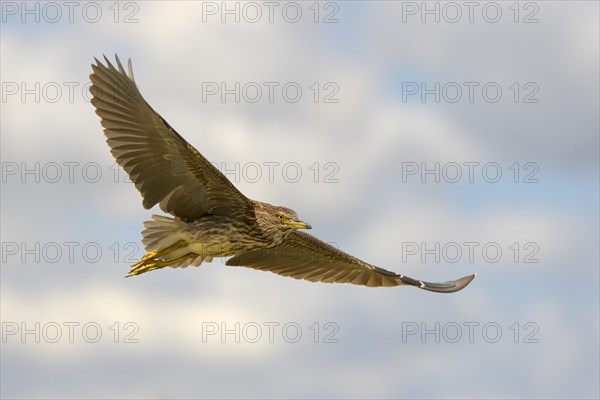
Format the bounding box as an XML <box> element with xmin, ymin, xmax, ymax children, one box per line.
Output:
<box><xmin>131</xmin><ymin>239</ymin><xmax>188</xmax><ymax>269</ymax></box>
<box><xmin>126</xmin><ymin>252</ymin><xmax>198</xmax><ymax>277</ymax></box>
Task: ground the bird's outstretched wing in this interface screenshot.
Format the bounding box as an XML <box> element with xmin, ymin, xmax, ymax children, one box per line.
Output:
<box><xmin>89</xmin><ymin>55</ymin><xmax>252</xmax><ymax>222</ymax></box>
<box><xmin>226</xmin><ymin>231</ymin><xmax>476</xmax><ymax>293</ymax></box>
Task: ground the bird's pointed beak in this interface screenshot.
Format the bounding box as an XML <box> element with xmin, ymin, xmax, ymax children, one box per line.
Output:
<box><xmin>285</xmin><ymin>219</ymin><xmax>312</xmax><ymax>230</ymax></box>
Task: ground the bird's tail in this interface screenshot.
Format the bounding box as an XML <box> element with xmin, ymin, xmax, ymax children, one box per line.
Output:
<box><xmin>128</xmin><ymin>215</ymin><xmax>209</xmax><ymax>275</ymax></box>
<box><xmin>399</xmin><ymin>273</ymin><xmax>477</xmax><ymax>293</ymax></box>
<box><xmin>141</xmin><ymin>214</ymin><xmax>188</xmax><ymax>252</ymax></box>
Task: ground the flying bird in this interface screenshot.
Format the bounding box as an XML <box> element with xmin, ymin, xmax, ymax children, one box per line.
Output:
<box><xmin>89</xmin><ymin>55</ymin><xmax>476</xmax><ymax>293</ymax></box>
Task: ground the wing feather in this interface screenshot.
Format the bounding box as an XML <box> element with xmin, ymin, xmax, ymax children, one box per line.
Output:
<box><xmin>90</xmin><ymin>55</ymin><xmax>252</xmax><ymax>221</ymax></box>
<box><xmin>226</xmin><ymin>231</ymin><xmax>475</xmax><ymax>292</ymax></box>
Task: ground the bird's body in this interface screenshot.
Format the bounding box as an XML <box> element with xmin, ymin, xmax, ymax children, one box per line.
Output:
<box><xmin>138</xmin><ymin>201</ymin><xmax>297</xmax><ymax>271</ymax></box>
<box><xmin>90</xmin><ymin>55</ymin><xmax>476</xmax><ymax>293</ymax></box>
<box><xmin>144</xmin><ymin>214</ymin><xmax>256</xmax><ymax>265</ymax></box>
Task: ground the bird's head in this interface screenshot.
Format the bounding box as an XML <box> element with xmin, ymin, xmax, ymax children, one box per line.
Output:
<box><xmin>253</xmin><ymin>201</ymin><xmax>312</xmax><ymax>242</ymax></box>
<box><xmin>274</xmin><ymin>206</ymin><xmax>312</xmax><ymax>230</ymax></box>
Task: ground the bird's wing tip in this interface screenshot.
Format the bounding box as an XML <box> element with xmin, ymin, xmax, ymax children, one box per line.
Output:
<box><xmin>417</xmin><ymin>273</ymin><xmax>476</xmax><ymax>294</ymax></box>
<box><xmin>93</xmin><ymin>54</ymin><xmax>135</xmax><ymax>80</ymax></box>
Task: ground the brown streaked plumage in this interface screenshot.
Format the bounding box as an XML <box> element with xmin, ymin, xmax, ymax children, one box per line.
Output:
<box><xmin>89</xmin><ymin>55</ymin><xmax>476</xmax><ymax>293</ymax></box>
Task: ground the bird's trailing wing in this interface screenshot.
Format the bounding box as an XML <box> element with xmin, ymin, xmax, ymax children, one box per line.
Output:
<box><xmin>89</xmin><ymin>55</ymin><xmax>252</xmax><ymax>222</ymax></box>
<box><xmin>226</xmin><ymin>231</ymin><xmax>476</xmax><ymax>292</ymax></box>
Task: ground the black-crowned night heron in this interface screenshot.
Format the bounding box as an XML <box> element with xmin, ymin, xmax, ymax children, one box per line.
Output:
<box><xmin>90</xmin><ymin>55</ymin><xmax>475</xmax><ymax>293</ymax></box>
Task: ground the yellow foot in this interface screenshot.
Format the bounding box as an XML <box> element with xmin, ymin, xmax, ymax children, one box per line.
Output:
<box><xmin>129</xmin><ymin>240</ymin><xmax>188</xmax><ymax>273</ymax></box>
<box><xmin>131</xmin><ymin>251</ymin><xmax>158</xmax><ymax>269</ymax></box>
<box><xmin>127</xmin><ymin>259</ymin><xmax>171</xmax><ymax>277</ymax></box>
<box><xmin>126</xmin><ymin>251</ymin><xmax>198</xmax><ymax>278</ymax></box>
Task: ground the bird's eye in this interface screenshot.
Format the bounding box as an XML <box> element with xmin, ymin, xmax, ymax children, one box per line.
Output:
<box><xmin>277</xmin><ymin>214</ymin><xmax>284</xmax><ymax>221</ymax></box>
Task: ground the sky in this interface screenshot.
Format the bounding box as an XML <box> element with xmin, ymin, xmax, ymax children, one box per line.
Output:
<box><xmin>1</xmin><ymin>1</ymin><xmax>599</xmax><ymax>399</ymax></box>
